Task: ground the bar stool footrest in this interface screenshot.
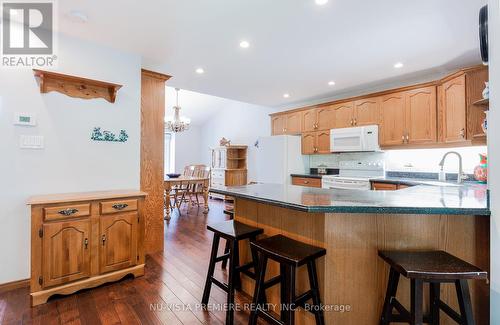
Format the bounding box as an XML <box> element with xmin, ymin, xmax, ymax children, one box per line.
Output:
<box><xmin>210</xmin><ymin>277</ymin><xmax>229</xmax><ymax>293</ymax></box>
<box><xmin>257</xmin><ymin>310</ymin><xmax>285</xmax><ymax>325</ymax></box>
<box><xmin>214</xmin><ymin>253</ymin><xmax>230</xmax><ymax>263</ymax></box>
<box><xmin>264</xmin><ymin>275</ymin><xmax>281</xmax><ymax>289</ymax></box>
<box><xmin>294</xmin><ymin>290</ymin><xmax>313</xmax><ymax>307</ymax></box>
<box><xmin>439</xmin><ymin>300</ymin><xmax>462</xmax><ymax>323</ymax></box>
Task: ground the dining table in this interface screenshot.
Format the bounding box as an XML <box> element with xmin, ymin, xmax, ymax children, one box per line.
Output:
<box><xmin>164</xmin><ymin>175</ymin><xmax>210</xmax><ymax>220</ymax></box>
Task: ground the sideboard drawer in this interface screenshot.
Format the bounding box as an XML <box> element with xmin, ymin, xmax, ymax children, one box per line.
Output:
<box><xmin>100</xmin><ymin>199</ymin><xmax>138</xmax><ymax>214</ymax></box>
<box><xmin>44</xmin><ymin>204</ymin><xmax>91</xmax><ymax>221</ymax></box>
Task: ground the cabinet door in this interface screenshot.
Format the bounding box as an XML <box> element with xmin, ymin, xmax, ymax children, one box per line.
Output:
<box><xmin>302</xmin><ymin>109</ymin><xmax>317</xmax><ymax>132</ymax></box>
<box><xmin>301</xmin><ymin>132</ymin><xmax>316</xmax><ymax>154</ymax></box>
<box><xmin>466</xmin><ymin>68</ymin><xmax>488</xmax><ymax>142</ymax></box>
<box><xmin>354</xmin><ymin>97</ymin><xmax>380</xmax><ymax>126</ymax></box>
<box><xmin>100</xmin><ymin>213</ymin><xmax>138</xmax><ymax>274</ymax></box>
<box><xmin>316</xmin><ymin>131</ymin><xmax>331</xmax><ymax>154</ymax></box>
<box><xmin>332</xmin><ymin>102</ymin><xmax>354</xmax><ymax>128</ymax></box>
<box><xmin>285</xmin><ymin>112</ymin><xmax>302</xmax><ymax>134</ymax></box>
<box><xmin>441</xmin><ymin>75</ymin><xmax>466</xmax><ymax>143</ymax></box>
<box><xmin>42</xmin><ymin>219</ymin><xmax>91</xmax><ymax>288</ymax></box>
<box><xmin>380</xmin><ymin>93</ymin><xmax>406</xmax><ymax>146</ymax></box>
<box><xmin>405</xmin><ymin>87</ymin><xmax>437</xmax><ymax>144</ymax></box>
<box><xmin>316</xmin><ymin>105</ymin><xmax>336</xmax><ymax>130</ymax></box>
<box><xmin>271</xmin><ymin>115</ymin><xmax>286</xmax><ymax>135</ymax></box>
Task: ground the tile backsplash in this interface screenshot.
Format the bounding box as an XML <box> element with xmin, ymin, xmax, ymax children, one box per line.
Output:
<box><xmin>309</xmin><ymin>146</ymin><xmax>487</xmax><ymax>174</ymax></box>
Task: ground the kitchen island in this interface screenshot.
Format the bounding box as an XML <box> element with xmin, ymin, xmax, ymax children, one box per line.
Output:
<box><xmin>210</xmin><ymin>183</ymin><xmax>490</xmax><ymax>325</ymax></box>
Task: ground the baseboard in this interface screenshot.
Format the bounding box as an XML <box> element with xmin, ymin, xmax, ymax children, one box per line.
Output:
<box><xmin>0</xmin><ymin>278</ymin><xmax>30</xmax><ymax>294</ymax></box>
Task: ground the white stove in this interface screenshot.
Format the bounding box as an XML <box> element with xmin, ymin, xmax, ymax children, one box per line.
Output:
<box><xmin>321</xmin><ymin>160</ymin><xmax>385</xmax><ymax>190</ymax></box>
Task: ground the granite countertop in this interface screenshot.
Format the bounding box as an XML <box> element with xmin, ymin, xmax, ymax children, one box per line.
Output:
<box><xmin>210</xmin><ymin>183</ymin><xmax>490</xmax><ymax>216</ymax></box>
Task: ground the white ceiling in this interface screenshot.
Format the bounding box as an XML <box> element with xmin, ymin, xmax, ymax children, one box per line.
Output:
<box><xmin>57</xmin><ymin>0</ymin><xmax>486</xmax><ymax>108</ymax></box>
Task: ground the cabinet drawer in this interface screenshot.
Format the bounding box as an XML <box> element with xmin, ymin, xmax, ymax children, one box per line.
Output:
<box><xmin>291</xmin><ymin>177</ymin><xmax>322</xmax><ymax>188</ymax></box>
<box><xmin>44</xmin><ymin>203</ymin><xmax>90</xmax><ymax>221</ymax></box>
<box><xmin>100</xmin><ymin>199</ymin><xmax>138</xmax><ymax>214</ymax></box>
<box><xmin>211</xmin><ymin>170</ymin><xmax>225</xmax><ymax>179</ymax></box>
<box><xmin>371</xmin><ymin>182</ymin><xmax>398</xmax><ymax>191</ymax></box>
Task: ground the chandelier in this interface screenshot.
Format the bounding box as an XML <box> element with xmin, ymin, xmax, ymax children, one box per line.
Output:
<box><xmin>165</xmin><ymin>88</ymin><xmax>191</xmax><ymax>133</ymax></box>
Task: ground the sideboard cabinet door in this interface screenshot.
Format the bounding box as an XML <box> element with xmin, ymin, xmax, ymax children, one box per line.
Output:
<box><xmin>42</xmin><ymin>219</ymin><xmax>91</xmax><ymax>288</ymax></box>
<box><xmin>100</xmin><ymin>213</ymin><xmax>138</xmax><ymax>274</ymax></box>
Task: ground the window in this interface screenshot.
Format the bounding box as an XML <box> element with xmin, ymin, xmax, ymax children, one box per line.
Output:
<box><xmin>164</xmin><ymin>131</ymin><xmax>175</xmax><ymax>174</ymax></box>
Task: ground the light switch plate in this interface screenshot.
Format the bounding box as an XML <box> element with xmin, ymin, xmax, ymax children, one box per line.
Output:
<box><xmin>13</xmin><ymin>113</ymin><xmax>37</xmax><ymax>126</ymax></box>
<box><xmin>20</xmin><ymin>135</ymin><xmax>44</xmax><ymax>149</ymax></box>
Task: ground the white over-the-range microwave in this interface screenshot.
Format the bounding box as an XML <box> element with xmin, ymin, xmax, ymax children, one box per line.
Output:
<box><xmin>330</xmin><ymin>125</ymin><xmax>381</xmax><ymax>152</ymax></box>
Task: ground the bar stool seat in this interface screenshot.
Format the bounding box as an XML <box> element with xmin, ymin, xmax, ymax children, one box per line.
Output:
<box><xmin>253</xmin><ymin>235</ymin><xmax>326</xmax><ymax>266</ymax></box>
<box><xmin>202</xmin><ymin>220</ymin><xmax>263</xmax><ymax>325</ymax></box>
<box><xmin>249</xmin><ymin>235</ymin><xmax>326</xmax><ymax>325</ymax></box>
<box><xmin>207</xmin><ymin>220</ymin><xmax>263</xmax><ymax>241</ymax></box>
<box><xmin>379</xmin><ymin>250</ymin><xmax>487</xmax><ymax>325</ymax></box>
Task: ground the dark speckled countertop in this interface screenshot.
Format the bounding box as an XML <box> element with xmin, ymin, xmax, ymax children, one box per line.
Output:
<box><xmin>210</xmin><ymin>183</ymin><xmax>490</xmax><ymax>216</ymax></box>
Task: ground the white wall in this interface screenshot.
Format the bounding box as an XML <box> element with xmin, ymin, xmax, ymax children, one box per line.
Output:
<box><xmin>488</xmin><ymin>0</ymin><xmax>500</xmax><ymax>322</ymax></box>
<box><xmin>174</xmin><ymin>125</ymin><xmax>203</xmax><ymax>173</ymax></box>
<box><xmin>0</xmin><ymin>34</ymin><xmax>141</xmax><ymax>284</ymax></box>
<box><xmin>199</xmin><ymin>101</ymin><xmax>276</xmax><ymax>182</ymax></box>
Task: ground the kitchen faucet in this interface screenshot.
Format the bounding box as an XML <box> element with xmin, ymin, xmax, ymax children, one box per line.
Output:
<box><xmin>438</xmin><ymin>151</ymin><xmax>467</xmax><ymax>184</ymax></box>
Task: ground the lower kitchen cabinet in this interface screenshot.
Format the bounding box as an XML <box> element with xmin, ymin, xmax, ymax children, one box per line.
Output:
<box><xmin>291</xmin><ymin>176</ymin><xmax>322</xmax><ymax>188</ymax></box>
<box><xmin>28</xmin><ymin>190</ymin><xmax>147</xmax><ymax>306</ymax></box>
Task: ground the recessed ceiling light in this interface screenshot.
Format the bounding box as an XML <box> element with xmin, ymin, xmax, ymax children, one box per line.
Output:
<box><xmin>394</xmin><ymin>62</ymin><xmax>404</xmax><ymax>69</ymax></box>
<box><xmin>195</xmin><ymin>68</ymin><xmax>205</xmax><ymax>74</ymax></box>
<box><xmin>239</xmin><ymin>40</ymin><xmax>250</xmax><ymax>48</ymax></box>
<box><xmin>315</xmin><ymin>0</ymin><xmax>328</xmax><ymax>5</ymax></box>
<box><xmin>328</xmin><ymin>81</ymin><xmax>336</xmax><ymax>86</ymax></box>
<box><xmin>283</xmin><ymin>93</ymin><xmax>290</xmax><ymax>98</ymax></box>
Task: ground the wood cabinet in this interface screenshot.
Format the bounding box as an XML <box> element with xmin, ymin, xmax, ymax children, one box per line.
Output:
<box><xmin>438</xmin><ymin>67</ymin><xmax>487</xmax><ymax>144</ymax></box>
<box><xmin>271</xmin><ymin>112</ymin><xmax>302</xmax><ymax>135</ymax></box>
<box><xmin>41</xmin><ymin>219</ymin><xmax>91</xmax><ymax>288</ymax></box>
<box><xmin>28</xmin><ymin>191</ymin><xmax>146</xmax><ymax>306</ymax></box>
<box><xmin>100</xmin><ymin>213</ymin><xmax>138</xmax><ymax>274</ymax></box>
<box><xmin>291</xmin><ymin>176</ymin><xmax>322</xmax><ymax>188</ymax></box>
<box><xmin>210</xmin><ymin>146</ymin><xmax>248</xmax><ymax>200</ymax></box>
<box><xmin>380</xmin><ymin>92</ymin><xmax>407</xmax><ymax>146</ymax></box>
<box><xmin>371</xmin><ymin>182</ymin><xmax>412</xmax><ymax>191</ymax></box>
<box><xmin>301</xmin><ymin>131</ymin><xmax>330</xmax><ymax>154</ymax></box>
<box><xmin>332</xmin><ymin>102</ymin><xmax>354</xmax><ymax>128</ymax></box>
<box><xmin>380</xmin><ymin>86</ymin><xmax>437</xmax><ymax>147</ymax></box>
<box><xmin>270</xmin><ymin>66</ymin><xmax>487</xmax><ymax>152</ymax></box>
<box><xmin>353</xmin><ymin>97</ymin><xmax>380</xmax><ymax>126</ymax></box>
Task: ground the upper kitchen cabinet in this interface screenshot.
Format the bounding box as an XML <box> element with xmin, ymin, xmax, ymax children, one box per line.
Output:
<box><xmin>285</xmin><ymin>111</ymin><xmax>302</xmax><ymax>134</ymax></box>
<box><xmin>380</xmin><ymin>87</ymin><xmax>437</xmax><ymax>147</ymax></box>
<box><xmin>302</xmin><ymin>105</ymin><xmax>336</xmax><ymax>132</ymax></box>
<box><xmin>271</xmin><ymin>111</ymin><xmax>302</xmax><ymax>135</ymax></box>
<box><xmin>405</xmin><ymin>86</ymin><xmax>437</xmax><ymax>144</ymax></box>
<box><xmin>271</xmin><ymin>115</ymin><xmax>286</xmax><ymax>135</ymax></box>
<box><xmin>301</xmin><ymin>131</ymin><xmax>330</xmax><ymax>154</ymax></box>
<box><xmin>438</xmin><ymin>66</ymin><xmax>488</xmax><ymax>144</ymax></box>
<box><xmin>332</xmin><ymin>102</ymin><xmax>354</xmax><ymax>128</ymax></box>
<box><xmin>353</xmin><ymin>97</ymin><xmax>380</xmax><ymax>126</ymax></box>
<box><xmin>380</xmin><ymin>92</ymin><xmax>406</xmax><ymax>146</ymax></box>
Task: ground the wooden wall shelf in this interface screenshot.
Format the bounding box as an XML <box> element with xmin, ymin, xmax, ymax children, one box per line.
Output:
<box><xmin>33</xmin><ymin>69</ymin><xmax>123</xmax><ymax>103</ymax></box>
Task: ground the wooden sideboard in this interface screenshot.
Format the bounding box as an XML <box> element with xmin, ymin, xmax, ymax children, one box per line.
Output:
<box><xmin>210</xmin><ymin>146</ymin><xmax>248</xmax><ymax>200</ymax></box>
<box><xmin>27</xmin><ymin>190</ymin><xmax>147</xmax><ymax>306</ymax></box>
<box><xmin>271</xmin><ymin>66</ymin><xmax>488</xmax><ymax>153</ymax></box>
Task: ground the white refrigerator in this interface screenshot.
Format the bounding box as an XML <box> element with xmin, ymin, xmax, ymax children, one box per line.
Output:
<box><xmin>255</xmin><ymin>135</ymin><xmax>309</xmax><ymax>185</ymax></box>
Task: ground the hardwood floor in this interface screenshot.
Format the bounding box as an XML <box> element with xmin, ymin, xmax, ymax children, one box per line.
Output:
<box><xmin>0</xmin><ymin>200</ymin><xmax>257</xmax><ymax>325</ymax></box>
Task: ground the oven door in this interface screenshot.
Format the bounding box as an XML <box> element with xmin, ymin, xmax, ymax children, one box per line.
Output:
<box><xmin>330</xmin><ymin>127</ymin><xmax>364</xmax><ymax>152</ymax></box>
<box><xmin>322</xmin><ymin>178</ymin><xmax>371</xmax><ymax>190</ymax></box>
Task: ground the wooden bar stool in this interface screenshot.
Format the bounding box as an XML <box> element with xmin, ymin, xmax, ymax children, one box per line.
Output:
<box><xmin>378</xmin><ymin>250</ymin><xmax>487</xmax><ymax>325</ymax></box>
<box><xmin>249</xmin><ymin>235</ymin><xmax>326</xmax><ymax>325</ymax></box>
<box><xmin>202</xmin><ymin>220</ymin><xmax>263</xmax><ymax>325</ymax></box>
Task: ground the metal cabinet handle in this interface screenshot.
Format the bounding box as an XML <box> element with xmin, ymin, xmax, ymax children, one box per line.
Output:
<box><xmin>401</xmin><ymin>135</ymin><xmax>405</xmax><ymax>143</ymax></box>
<box><xmin>112</xmin><ymin>203</ymin><xmax>128</xmax><ymax>210</ymax></box>
<box><xmin>84</xmin><ymin>238</ymin><xmax>88</xmax><ymax>249</ymax></box>
<box><xmin>460</xmin><ymin>128</ymin><xmax>465</xmax><ymax>138</ymax></box>
<box><xmin>58</xmin><ymin>208</ymin><xmax>79</xmax><ymax>216</ymax></box>
<box><xmin>406</xmin><ymin>135</ymin><xmax>409</xmax><ymax>142</ymax></box>
<box><xmin>353</xmin><ymin>119</ymin><xmax>357</xmax><ymax>125</ymax></box>
<box><xmin>101</xmin><ymin>234</ymin><xmax>106</xmax><ymax>246</ymax></box>
<box><xmin>304</xmin><ymin>180</ymin><xmax>309</xmax><ymax>184</ymax></box>
<box><xmin>350</xmin><ymin>119</ymin><xmax>354</xmax><ymax>126</ymax></box>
